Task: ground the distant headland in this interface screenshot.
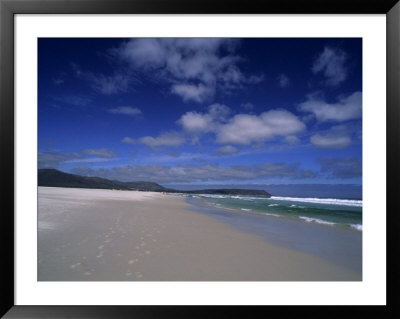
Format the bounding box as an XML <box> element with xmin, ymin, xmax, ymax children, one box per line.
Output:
<box><xmin>38</xmin><ymin>169</ymin><xmax>271</xmax><ymax>197</ymax></box>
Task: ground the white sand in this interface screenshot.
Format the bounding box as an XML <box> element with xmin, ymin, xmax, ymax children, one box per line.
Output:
<box><xmin>38</xmin><ymin>187</ymin><xmax>361</xmax><ymax>281</ymax></box>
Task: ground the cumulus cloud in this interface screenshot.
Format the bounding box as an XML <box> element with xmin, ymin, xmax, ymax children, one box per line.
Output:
<box><xmin>171</xmin><ymin>83</ymin><xmax>215</xmax><ymax>103</ymax></box>
<box><xmin>215</xmin><ymin>145</ymin><xmax>239</xmax><ymax>156</ymax></box>
<box><xmin>310</xmin><ymin>134</ymin><xmax>352</xmax><ymax>149</ymax></box>
<box><xmin>71</xmin><ymin>162</ymin><xmax>316</xmax><ymax>183</ymax></box>
<box><xmin>137</xmin><ymin>131</ymin><xmax>185</xmax><ymax>148</ymax></box>
<box><xmin>299</xmin><ymin>91</ymin><xmax>362</xmax><ymax>122</ymax></box>
<box><xmin>318</xmin><ymin>157</ymin><xmax>362</xmax><ymax>179</ymax></box>
<box><xmin>178</xmin><ymin>105</ymin><xmax>305</xmax><ymax>146</ymax></box>
<box><xmin>114</xmin><ymin>38</ymin><xmax>262</xmax><ymax>103</ymax></box>
<box><xmin>216</xmin><ymin>110</ymin><xmax>305</xmax><ymax>145</ymax></box>
<box><xmin>310</xmin><ymin>124</ymin><xmax>354</xmax><ymax>149</ymax></box>
<box><xmin>178</xmin><ymin>111</ymin><xmax>213</xmax><ymax>133</ymax></box>
<box><xmin>178</xmin><ymin>103</ymin><xmax>230</xmax><ymax>133</ymax></box>
<box><xmin>108</xmin><ymin>106</ymin><xmax>142</xmax><ymax>116</ymax></box>
<box><xmin>81</xmin><ymin>148</ymin><xmax>117</xmax><ymax>158</ymax></box>
<box><xmin>121</xmin><ymin>137</ymin><xmax>136</xmax><ymax>144</ymax></box>
<box><xmin>312</xmin><ymin>46</ymin><xmax>347</xmax><ymax>86</ymax></box>
<box><xmin>277</xmin><ymin>74</ymin><xmax>290</xmax><ymax>88</ymax></box>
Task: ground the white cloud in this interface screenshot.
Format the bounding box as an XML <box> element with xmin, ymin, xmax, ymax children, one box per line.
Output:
<box><xmin>241</xmin><ymin>102</ymin><xmax>254</xmax><ymax>110</ymax></box>
<box><xmin>117</xmin><ymin>38</ymin><xmax>166</xmax><ymax>68</ymax></box>
<box><xmin>92</xmin><ymin>73</ymin><xmax>131</xmax><ymax>94</ymax></box>
<box><xmin>38</xmin><ymin>152</ymin><xmax>82</xmax><ymax>168</ymax></box>
<box><xmin>64</xmin><ymin>157</ymin><xmax>116</xmax><ymax>164</ymax></box>
<box><xmin>299</xmin><ymin>91</ymin><xmax>362</xmax><ymax>122</ymax></box>
<box><xmin>171</xmin><ymin>83</ymin><xmax>215</xmax><ymax>103</ymax></box>
<box><xmin>121</xmin><ymin>137</ymin><xmax>136</xmax><ymax>144</ymax></box>
<box><xmin>310</xmin><ymin>134</ymin><xmax>352</xmax><ymax>149</ymax></box>
<box><xmin>114</xmin><ymin>38</ymin><xmax>262</xmax><ymax>103</ymax></box>
<box><xmin>208</xmin><ymin>103</ymin><xmax>231</xmax><ymax>119</ymax></box>
<box><xmin>137</xmin><ymin>131</ymin><xmax>185</xmax><ymax>148</ymax></box>
<box><xmin>310</xmin><ymin>124</ymin><xmax>355</xmax><ymax>149</ymax></box>
<box><xmin>53</xmin><ymin>95</ymin><xmax>92</xmax><ymax>107</ymax></box>
<box><xmin>285</xmin><ymin>135</ymin><xmax>301</xmax><ymax>145</ymax></box>
<box><xmin>318</xmin><ymin>157</ymin><xmax>361</xmax><ymax>178</ymax></box>
<box><xmin>178</xmin><ymin>103</ymin><xmax>230</xmax><ymax>133</ymax></box>
<box><xmin>178</xmin><ymin>111</ymin><xmax>213</xmax><ymax>133</ymax></box>
<box><xmin>312</xmin><ymin>47</ymin><xmax>347</xmax><ymax>86</ymax></box>
<box><xmin>108</xmin><ymin>106</ymin><xmax>142</xmax><ymax>116</ymax></box>
<box><xmin>72</xmin><ymin>162</ymin><xmax>316</xmax><ymax>183</ymax></box>
<box><xmin>81</xmin><ymin>148</ymin><xmax>117</xmax><ymax>158</ymax></box>
<box><xmin>72</xmin><ymin>63</ymin><xmax>132</xmax><ymax>95</ymax></box>
<box><xmin>215</xmin><ymin>145</ymin><xmax>239</xmax><ymax>156</ymax></box>
<box><xmin>38</xmin><ymin>149</ymin><xmax>117</xmax><ymax>168</ymax></box>
<box><xmin>277</xmin><ymin>74</ymin><xmax>290</xmax><ymax>88</ymax></box>
<box><xmin>216</xmin><ymin>110</ymin><xmax>305</xmax><ymax>145</ymax></box>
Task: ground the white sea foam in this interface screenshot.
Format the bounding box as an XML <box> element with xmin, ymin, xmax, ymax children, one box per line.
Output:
<box><xmin>271</xmin><ymin>196</ymin><xmax>362</xmax><ymax>207</ymax></box>
<box><xmin>195</xmin><ymin>194</ymin><xmax>227</xmax><ymax>199</ymax></box>
<box><xmin>299</xmin><ymin>216</ymin><xmax>336</xmax><ymax>226</ymax></box>
<box><xmin>241</xmin><ymin>208</ymin><xmax>252</xmax><ymax>211</ymax></box>
<box><xmin>268</xmin><ymin>204</ymin><xmax>279</xmax><ymax>207</ymax></box>
<box><xmin>350</xmin><ymin>224</ymin><xmax>363</xmax><ymax>231</ymax></box>
<box><xmin>192</xmin><ymin>194</ymin><xmax>268</xmax><ymax>201</ymax></box>
<box><xmin>264</xmin><ymin>213</ymin><xmax>280</xmax><ymax>217</ymax></box>
<box><xmin>290</xmin><ymin>204</ymin><xmax>297</xmax><ymax>207</ymax></box>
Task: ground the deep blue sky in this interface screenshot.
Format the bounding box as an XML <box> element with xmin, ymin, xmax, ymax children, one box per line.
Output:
<box><xmin>38</xmin><ymin>38</ymin><xmax>362</xmax><ymax>186</ymax></box>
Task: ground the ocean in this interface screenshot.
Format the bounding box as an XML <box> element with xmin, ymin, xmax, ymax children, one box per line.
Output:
<box><xmin>176</xmin><ymin>193</ymin><xmax>362</xmax><ymax>232</ymax></box>
<box><xmin>178</xmin><ymin>193</ymin><xmax>362</xmax><ymax>274</ymax></box>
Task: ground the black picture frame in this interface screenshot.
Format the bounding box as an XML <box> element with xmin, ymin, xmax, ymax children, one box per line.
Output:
<box><xmin>1</xmin><ymin>0</ymin><xmax>399</xmax><ymax>317</ymax></box>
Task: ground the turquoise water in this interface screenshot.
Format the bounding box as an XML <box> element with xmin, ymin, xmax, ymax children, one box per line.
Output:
<box><xmin>176</xmin><ymin>194</ymin><xmax>362</xmax><ymax>231</ymax></box>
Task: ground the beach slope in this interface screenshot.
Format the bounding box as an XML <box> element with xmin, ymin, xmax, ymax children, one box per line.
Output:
<box><xmin>38</xmin><ymin>187</ymin><xmax>360</xmax><ymax>281</ymax></box>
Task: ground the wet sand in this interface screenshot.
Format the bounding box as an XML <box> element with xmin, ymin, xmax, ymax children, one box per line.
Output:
<box><xmin>38</xmin><ymin>187</ymin><xmax>361</xmax><ymax>281</ymax></box>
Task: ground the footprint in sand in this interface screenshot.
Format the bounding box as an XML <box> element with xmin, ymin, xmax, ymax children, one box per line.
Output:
<box><xmin>135</xmin><ymin>272</ymin><xmax>143</xmax><ymax>278</ymax></box>
<box><xmin>69</xmin><ymin>262</ymin><xmax>81</xmax><ymax>269</ymax></box>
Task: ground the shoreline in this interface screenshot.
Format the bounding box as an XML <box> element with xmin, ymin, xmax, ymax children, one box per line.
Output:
<box><xmin>38</xmin><ymin>187</ymin><xmax>361</xmax><ymax>281</ymax></box>
<box><xmin>183</xmin><ymin>196</ymin><xmax>362</xmax><ymax>275</ymax></box>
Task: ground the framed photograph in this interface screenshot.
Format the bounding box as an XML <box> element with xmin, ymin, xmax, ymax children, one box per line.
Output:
<box><xmin>1</xmin><ymin>0</ymin><xmax>398</xmax><ymax>317</ymax></box>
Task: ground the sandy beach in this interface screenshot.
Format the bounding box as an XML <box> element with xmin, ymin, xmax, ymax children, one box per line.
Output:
<box><xmin>38</xmin><ymin>187</ymin><xmax>360</xmax><ymax>281</ymax></box>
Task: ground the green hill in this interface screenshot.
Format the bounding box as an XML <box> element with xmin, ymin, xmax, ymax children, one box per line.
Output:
<box><xmin>38</xmin><ymin>169</ymin><xmax>271</xmax><ymax>197</ymax></box>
